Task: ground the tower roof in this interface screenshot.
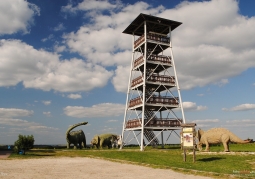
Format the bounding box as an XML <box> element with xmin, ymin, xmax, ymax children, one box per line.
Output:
<box><xmin>123</xmin><ymin>13</ymin><xmax>182</xmax><ymax>36</ymax></box>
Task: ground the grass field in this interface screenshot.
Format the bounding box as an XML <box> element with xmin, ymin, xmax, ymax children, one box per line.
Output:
<box><xmin>5</xmin><ymin>143</ymin><xmax>255</xmax><ymax>178</ymax></box>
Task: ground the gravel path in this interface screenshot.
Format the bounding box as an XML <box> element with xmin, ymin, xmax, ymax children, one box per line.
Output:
<box><xmin>0</xmin><ymin>157</ymin><xmax>213</xmax><ymax>179</ymax></box>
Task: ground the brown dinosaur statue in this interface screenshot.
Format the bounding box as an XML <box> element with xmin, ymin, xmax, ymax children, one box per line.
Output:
<box><xmin>197</xmin><ymin>128</ymin><xmax>251</xmax><ymax>152</ymax></box>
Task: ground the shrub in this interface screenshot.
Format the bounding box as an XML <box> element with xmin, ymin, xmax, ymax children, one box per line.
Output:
<box><xmin>14</xmin><ymin>134</ymin><xmax>34</xmax><ymax>154</ymax></box>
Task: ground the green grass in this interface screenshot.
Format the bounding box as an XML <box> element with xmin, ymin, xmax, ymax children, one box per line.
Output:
<box><xmin>6</xmin><ymin>143</ymin><xmax>255</xmax><ymax>178</ymax></box>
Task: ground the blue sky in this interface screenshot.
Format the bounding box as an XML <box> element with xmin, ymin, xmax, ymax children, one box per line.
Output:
<box><xmin>0</xmin><ymin>0</ymin><xmax>254</xmax><ymax>145</ymax></box>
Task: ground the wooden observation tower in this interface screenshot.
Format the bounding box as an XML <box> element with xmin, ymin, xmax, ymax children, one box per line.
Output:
<box><xmin>121</xmin><ymin>13</ymin><xmax>185</xmax><ymax>151</ymax></box>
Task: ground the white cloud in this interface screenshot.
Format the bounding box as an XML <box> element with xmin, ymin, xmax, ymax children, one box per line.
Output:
<box><xmin>226</xmin><ymin>119</ymin><xmax>254</xmax><ymax>124</ymax></box>
<box><xmin>0</xmin><ymin>0</ymin><xmax>40</xmax><ymax>35</ymax></box>
<box><xmin>64</xmin><ymin>103</ymin><xmax>125</xmax><ymax>118</ymax></box>
<box><xmin>42</xmin><ymin>100</ymin><xmax>51</xmax><ymax>105</ymax></box>
<box><xmin>67</xmin><ymin>94</ymin><xmax>82</xmax><ymax>99</ymax></box>
<box><xmin>192</xmin><ymin>119</ymin><xmax>219</xmax><ymax>123</ymax></box>
<box><xmin>102</xmin><ymin>127</ymin><xmax>116</xmax><ymax>131</ymax></box>
<box><xmin>159</xmin><ymin>0</ymin><xmax>255</xmax><ymax>90</ymax></box>
<box><xmin>53</xmin><ymin>23</ymin><xmax>65</xmax><ymax>31</ymax></box>
<box><xmin>63</xmin><ymin>27</ymin><xmax>130</xmax><ymax>62</ymax></box>
<box><xmin>192</xmin><ymin>119</ymin><xmax>219</xmax><ymax>128</ymax></box>
<box><xmin>24</xmin><ymin>58</ymin><xmax>113</xmax><ymax>92</ymax></box>
<box><xmin>225</xmin><ymin>119</ymin><xmax>255</xmax><ymax>127</ymax></box>
<box><xmin>61</xmin><ymin>0</ymin><xmax>123</xmax><ymax>13</ymax></box>
<box><xmin>196</xmin><ymin>106</ymin><xmax>208</xmax><ymax>111</ymax></box>
<box><xmin>222</xmin><ymin>104</ymin><xmax>255</xmax><ymax>111</ymax></box>
<box><xmin>111</xmin><ymin>65</ymin><xmax>130</xmax><ymax>92</ymax></box>
<box><xmin>107</xmin><ymin>120</ymin><xmax>118</xmax><ymax>123</ymax></box>
<box><xmin>43</xmin><ymin>111</ymin><xmax>51</xmax><ymax>117</ymax></box>
<box><xmin>54</xmin><ymin>45</ymin><xmax>66</xmax><ymax>53</ymax></box>
<box><xmin>183</xmin><ymin>102</ymin><xmax>207</xmax><ymax>111</ymax></box>
<box><xmin>214</xmin><ymin>79</ymin><xmax>229</xmax><ymax>87</ymax></box>
<box><xmin>41</xmin><ymin>34</ymin><xmax>54</xmax><ymax>42</ymax></box>
<box><xmin>0</xmin><ymin>39</ymin><xmax>113</xmax><ymax>92</ymax></box>
<box><xmin>0</xmin><ymin>117</ymin><xmax>58</xmax><ymax>131</ymax></box>
<box><xmin>1</xmin><ymin>0</ymin><xmax>254</xmax><ymax>95</ymax></box>
<box><xmin>0</xmin><ymin>108</ymin><xmax>33</xmax><ymax>118</ymax></box>
<box><xmin>62</xmin><ymin>0</ymin><xmax>255</xmax><ymax>92</ymax></box>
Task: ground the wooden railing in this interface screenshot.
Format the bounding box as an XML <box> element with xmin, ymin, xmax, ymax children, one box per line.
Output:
<box><xmin>126</xmin><ymin>119</ymin><xmax>142</xmax><ymax>128</ymax></box>
<box><xmin>131</xmin><ymin>75</ymin><xmax>175</xmax><ymax>87</ymax></box>
<box><xmin>134</xmin><ymin>33</ymin><xmax>170</xmax><ymax>48</ymax></box>
<box><xmin>133</xmin><ymin>56</ymin><xmax>144</xmax><ymax>68</ymax></box>
<box><xmin>134</xmin><ymin>35</ymin><xmax>145</xmax><ymax>48</ymax></box>
<box><xmin>129</xmin><ymin>97</ymin><xmax>143</xmax><ymax>107</ymax></box>
<box><xmin>133</xmin><ymin>54</ymin><xmax>171</xmax><ymax>69</ymax></box>
<box><xmin>129</xmin><ymin>96</ymin><xmax>179</xmax><ymax>108</ymax></box>
<box><xmin>126</xmin><ymin>118</ymin><xmax>182</xmax><ymax>128</ymax></box>
<box><xmin>131</xmin><ymin>76</ymin><xmax>143</xmax><ymax>87</ymax></box>
<box><xmin>148</xmin><ymin>54</ymin><xmax>171</xmax><ymax>64</ymax></box>
<box><xmin>147</xmin><ymin>96</ymin><xmax>179</xmax><ymax>105</ymax></box>
<box><xmin>148</xmin><ymin>75</ymin><xmax>175</xmax><ymax>84</ymax></box>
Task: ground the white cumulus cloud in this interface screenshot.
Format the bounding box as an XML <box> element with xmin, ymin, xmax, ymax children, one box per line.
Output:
<box><xmin>1</xmin><ymin>0</ymin><xmax>255</xmax><ymax>95</ymax></box>
<box><xmin>0</xmin><ymin>118</ymin><xmax>58</xmax><ymax>131</ymax></box>
<box><xmin>64</xmin><ymin>103</ymin><xmax>125</xmax><ymax>118</ymax></box>
<box><xmin>42</xmin><ymin>101</ymin><xmax>51</xmax><ymax>106</ymax></box>
<box><xmin>225</xmin><ymin>119</ymin><xmax>255</xmax><ymax>127</ymax></box>
<box><xmin>192</xmin><ymin>119</ymin><xmax>219</xmax><ymax>123</ymax></box>
<box><xmin>0</xmin><ymin>0</ymin><xmax>40</xmax><ymax>35</ymax></box>
<box><xmin>43</xmin><ymin>111</ymin><xmax>51</xmax><ymax>117</ymax></box>
<box><xmin>0</xmin><ymin>39</ymin><xmax>113</xmax><ymax>92</ymax></box>
<box><xmin>183</xmin><ymin>102</ymin><xmax>207</xmax><ymax>111</ymax></box>
<box><xmin>62</xmin><ymin>0</ymin><xmax>255</xmax><ymax>92</ymax></box>
<box><xmin>222</xmin><ymin>104</ymin><xmax>255</xmax><ymax>111</ymax></box>
<box><xmin>67</xmin><ymin>94</ymin><xmax>82</xmax><ymax>99</ymax></box>
<box><xmin>53</xmin><ymin>23</ymin><xmax>65</xmax><ymax>31</ymax></box>
<box><xmin>0</xmin><ymin>108</ymin><xmax>33</xmax><ymax>118</ymax></box>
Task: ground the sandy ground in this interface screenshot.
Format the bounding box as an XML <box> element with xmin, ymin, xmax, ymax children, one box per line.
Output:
<box><xmin>0</xmin><ymin>152</ymin><xmax>213</xmax><ymax>179</ymax></box>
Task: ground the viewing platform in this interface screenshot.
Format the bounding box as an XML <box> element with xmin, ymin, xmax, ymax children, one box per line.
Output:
<box><xmin>133</xmin><ymin>54</ymin><xmax>171</xmax><ymax>69</ymax></box>
<box><xmin>126</xmin><ymin>118</ymin><xmax>182</xmax><ymax>128</ymax></box>
<box><xmin>129</xmin><ymin>96</ymin><xmax>179</xmax><ymax>108</ymax></box>
<box><xmin>134</xmin><ymin>33</ymin><xmax>170</xmax><ymax>49</ymax></box>
<box><xmin>131</xmin><ymin>75</ymin><xmax>175</xmax><ymax>88</ymax></box>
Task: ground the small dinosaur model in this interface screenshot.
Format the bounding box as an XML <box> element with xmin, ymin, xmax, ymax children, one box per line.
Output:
<box><xmin>111</xmin><ymin>135</ymin><xmax>122</xmax><ymax>148</ymax></box>
<box><xmin>66</xmin><ymin>122</ymin><xmax>88</xmax><ymax>149</ymax></box>
<box><xmin>91</xmin><ymin>133</ymin><xmax>118</xmax><ymax>149</ymax></box>
<box><xmin>197</xmin><ymin>128</ymin><xmax>251</xmax><ymax>152</ymax></box>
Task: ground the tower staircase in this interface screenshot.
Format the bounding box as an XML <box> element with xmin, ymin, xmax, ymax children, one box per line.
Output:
<box><xmin>144</xmin><ymin>129</ymin><xmax>159</xmax><ymax>146</ymax></box>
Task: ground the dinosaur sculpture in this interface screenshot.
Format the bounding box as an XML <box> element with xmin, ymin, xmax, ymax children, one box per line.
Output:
<box><xmin>90</xmin><ymin>133</ymin><xmax>118</xmax><ymax>149</ymax></box>
<box><xmin>197</xmin><ymin>128</ymin><xmax>251</xmax><ymax>152</ymax></box>
<box><xmin>66</xmin><ymin>122</ymin><xmax>88</xmax><ymax>149</ymax></box>
<box><xmin>116</xmin><ymin>135</ymin><xmax>123</xmax><ymax>148</ymax></box>
<box><xmin>111</xmin><ymin>135</ymin><xmax>122</xmax><ymax>148</ymax></box>
<box><xmin>110</xmin><ymin>135</ymin><xmax>118</xmax><ymax>148</ymax></box>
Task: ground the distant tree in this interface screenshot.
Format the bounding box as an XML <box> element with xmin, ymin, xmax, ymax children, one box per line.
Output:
<box><xmin>14</xmin><ymin>134</ymin><xmax>34</xmax><ymax>154</ymax></box>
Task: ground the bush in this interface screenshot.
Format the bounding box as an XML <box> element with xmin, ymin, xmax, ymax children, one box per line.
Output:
<box><xmin>14</xmin><ymin>134</ymin><xmax>34</xmax><ymax>154</ymax></box>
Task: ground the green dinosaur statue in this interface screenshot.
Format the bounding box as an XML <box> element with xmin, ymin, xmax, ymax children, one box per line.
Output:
<box><xmin>90</xmin><ymin>133</ymin><xmax>118</xmax><ymax>149</ymax></box>
<box><xmin>66</xmin><ymin>122</ymin><xmax>88</xmax><ymax>149</ymax></box>
<box><xmin>197</xmin><ymin>128</ymin><xmax>251</xmax><ymax>152</ymax></box>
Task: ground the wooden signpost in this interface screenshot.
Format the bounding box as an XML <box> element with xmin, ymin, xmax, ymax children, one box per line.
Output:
<box><xmin>181</xmin><ymin>123</ymin><xmax>196</xmax><ymax>162</ymax></box>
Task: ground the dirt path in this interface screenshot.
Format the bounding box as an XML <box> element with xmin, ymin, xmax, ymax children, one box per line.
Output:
<box><xmin>0</xmin><ymin>157</ymin><xmax>213</xmax><ymax>179</ymax></box>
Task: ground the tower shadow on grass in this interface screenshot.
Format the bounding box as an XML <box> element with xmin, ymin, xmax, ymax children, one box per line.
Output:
<box><xmin>197</xmin><ymin>157</ymin><xmax>225</xmax><ymax>162</ymax></box>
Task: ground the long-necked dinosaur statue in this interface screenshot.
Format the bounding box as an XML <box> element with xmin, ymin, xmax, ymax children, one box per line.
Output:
<box><xmin>197</xmin><ymin>128</ymin><xmax>251</xmax><ymax>152</ymax></box>
<box><xmin>66</xmin><ymin>122</ymin><xmax>88</xmax><ymax>149</ymax></box>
